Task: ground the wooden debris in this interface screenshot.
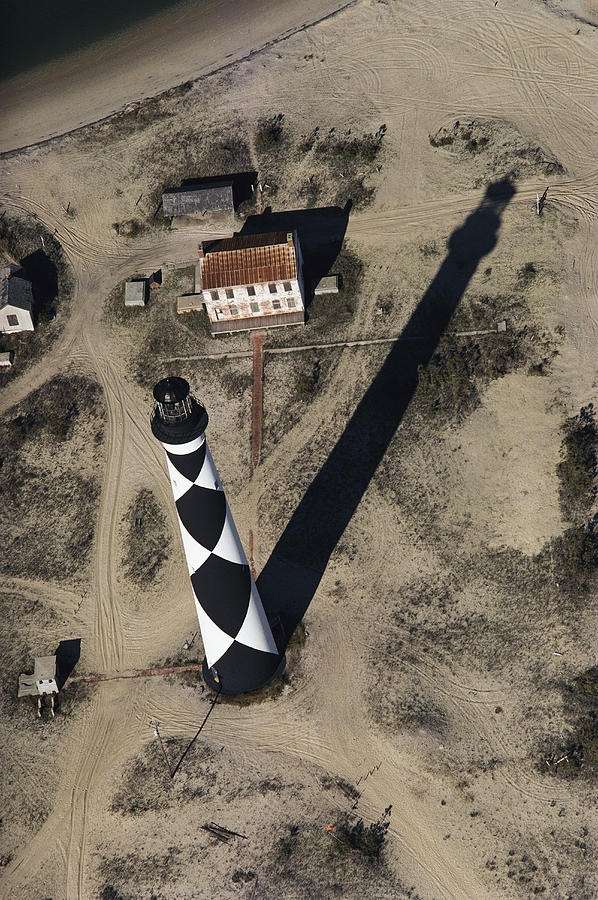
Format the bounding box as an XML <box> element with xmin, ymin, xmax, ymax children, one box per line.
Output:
<box><xmin>202</xmin><ymin>822</ymin><xmax>247</xmax><ymax>842</ymax></box>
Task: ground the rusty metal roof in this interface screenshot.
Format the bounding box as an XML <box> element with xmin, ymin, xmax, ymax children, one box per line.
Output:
<box><xmin>201</xmin><ymin>232</ymin><xmax>297</xmax><ymax>289</ymax></box>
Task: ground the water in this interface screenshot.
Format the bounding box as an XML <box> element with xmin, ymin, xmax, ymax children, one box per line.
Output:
<box><xmin>2</xmin><ymin>0</ymin><xmax>190</xmax><ymax>81</ymax></box>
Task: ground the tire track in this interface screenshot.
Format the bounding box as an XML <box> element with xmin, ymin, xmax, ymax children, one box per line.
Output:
<box><xmin>0</xmin><ymin>576</ymin><xmax>85</xmax><ymax>618</ymax></box>
<box><xmin>64</xmin><ymin>711</ymin><xmax>113</xmax><ymax>900</ymax></box>
<box><xmin>85</xmin><ymin>349</ymin><xmax>127</xmax><ymax>673</ymax></box>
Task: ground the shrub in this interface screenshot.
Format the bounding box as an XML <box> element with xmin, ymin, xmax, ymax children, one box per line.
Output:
<box><xmin>417</xmin><ymin>337</ymin><xmax>480</xmax><ymax>421</ymax></box>
<box><xmin>337</xmin><ymin>806</ymin><xmax>392</xmax><ymax>860</ymax></box>
<box><xmin>557</xmin><ymin>404</ymin><xmax>597</xmax><ymax>523</ymax></box>
<box><xmin>121</xmin><ymin>489</ymin><xmax>172</xmax><ymax>587</ymax></box>
<box><xmin>297</xmin><ymin>175</ymin><xmax>322</xmax><ymax>207</ymax></box>
<box><xmin>255</xmin><ymin>114</ymin><xmax>286</xmax><ymax>152</ymax></box>
<box><xmin>540</xmin><ymin>667</ymin><xmax>598</xmax><ymax>782</ymax></box>
<box><xmin>549</xmin><ymin>519</ymin><xmax>598</xmax><ymax>597</ymax></box>
<box><xmin>517</xmin><ymin>261</ymin><xmax>538</xmax><ymax>289</ymax></box>
<box><xmin>429</xmin><ymin>129</ymin><xmax>454</xmax><ymax>148</ymax></box>
<box><xmin>314</xmin><ymin>125</ymin><xmax>386</xmax><ymax>171</ymax></box>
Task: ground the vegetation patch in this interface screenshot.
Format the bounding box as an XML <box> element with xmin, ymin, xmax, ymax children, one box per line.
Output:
<box><xmin>302</xmin><ymin>124</ymin><xmax>385</xmax><ymax>209</ymax></box>
<box><xmin>429</xmin><ymin>118</ymin><xmax>565</xmax><ymax>187</ymax></box>
<box><xmin>98</xmin><ymin>847</ymin><xmax>183</xmax><ymax>900</ymax></box>
<box><xmin>548</xmin><ymin>520</ymin><xmax>598</xmax><ymax>598</ymax></box>
<box><xmin>263</xmin><ymin>349</ymin><xmax>337</xmax><ymax>455</ymax></box>
<box><xmin>516</xmin><ymin>261</ymin><xmax>539</xmax><ymax>290</ymax></box>
<box><xmin>416</xmin><ymin>320</ymin><xmax>556</xmax><ymax>425</ymax></box>
<box><xmin>557</xmin><ymin>404</ymin><xmax>597</xmax><ymax>523</ymax></box>
<box><xmin>0</xmin><ymin>374</ymin><xmax>105</xmax><ymax>582</ymax></box>
<box><xmin>255</xmin><ymin>113</ymin><xmax>288</xmax><ymax>154</ymax></box>
<box><xmin>540</xmin><ymin>666</ymin><xmax>598</xmax><ymax>782</ymax></box>
<box><xmin>72</xmin><ymin>83</ymin><xmax>192</xmax><ymax>149</ymax></box>
<box><xmin>102</xmin><ymin>280</ymin><xmax>142</xmax><ymax>328</ymax></box>
<box><xmin>266</xmin><ymin>807</ymin><xmax>403</xmax><ymax>898</ymax></box>
<box><xmin>0</xmin><ymin>212</ymin><xmax>73</xmax><ymax>383</ymax></box>
<box><xmin>121</xmin><ymin>489</ymin><xmax>172</xmax><ymax>587</ymax></box>
<box><xmin>253</xmin><ymin>117</ymin><xmax>386</xmax><ymax>210</ymax></box>
<box><xmin>369</xmin><ymin>503</ymin><xmax>596</xmax><ymax>737</ymax></box>
<box><xmin>103</xmin><ymin>267</ymin><xmax>218</xmax><ymax>387</ymax></box>
<box><xmin>111</xmin><ymin>739</ymin><xmax>220</xmax><ymax>816</ymax></box>
<box><xmin>372</xmin><ymin>681</ymin><xmax>450</xmax><ymax>737</ymax></box>
<box><xmin>320</xmin><ymin>773</ymin><xmax>360</xmax><ymax>802</ymax></box>
<box><xmin>307</xmin><ymin>245</ymin><xmax>365</xmax><ymax>332</ymax></box>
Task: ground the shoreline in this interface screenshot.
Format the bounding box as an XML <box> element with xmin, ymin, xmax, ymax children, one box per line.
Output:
<box><xmin>0</xmin><ymin>0</ymin><xmax>354</xmax><ymax>155</ymax></box>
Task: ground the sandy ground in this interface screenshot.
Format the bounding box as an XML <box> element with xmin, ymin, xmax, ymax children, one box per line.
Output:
<box><xmin>0</xmin><ymin>0</ymin><xmax>597</xmax><ymax>897</ymax></box>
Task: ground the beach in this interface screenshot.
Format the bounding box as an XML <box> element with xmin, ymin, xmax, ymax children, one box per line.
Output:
<box><xmin>0</xmin><ymin>0</ymin><xmax>351</xmax><ymax>153</ymax></box>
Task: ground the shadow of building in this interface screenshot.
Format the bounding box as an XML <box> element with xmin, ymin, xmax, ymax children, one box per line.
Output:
<box><xmin>55</xmin><ymin>638</ymin><xmax>81</xmax><ymax>690</ymax></box>
<box><xmin>20</xmin><ymin>248</ymin><xmax>58</xmax><ymax>323</ymax></box>
<box><xmin>239</xmin><ymin>202</ymin><xmax>351</xmax><ymax>307</ymax></box>
<box><xmin>256</xmin><ymin>178</ymin><xmax>516</xmax><ymax>644</ymax></box>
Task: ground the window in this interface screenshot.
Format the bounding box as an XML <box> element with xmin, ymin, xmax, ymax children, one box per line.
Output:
<box><xmin>268</xmin><ymin>283</ymin><xmax>277</xmax><ymax>294</ymax></box>
<box><xmin>214</xmin><ymin>307</ymin><xmax>224</xmax><ymax>320</ymax></box>
<box><xmin>210</xmin><ymin>290</ymin><xmax>219</xmax><ymax>301</ymax></box>
<box><xmin>7</xmin><ymin>314</ymin><xmax>18</xmax><ymax>327</ymax></box>
<box><xmin>247</xmin><ymin>285</ymin><xmax>256</xmax><ymax>297</ymax></box>
<box><xmin>287</xmin><ymin>297</ymin><xmax>296</xmax><ymax>308</ymax></box>
<box><xmin>230</xmin><ymin>305</ymin><xmax>239</xmax><ymax>317</ymax></box>
<box><xmin>283</xmin><ymin>282</ymin><xmax>292</xmax><ymax>292</ymax></box>
<box><xmin>250</xmin><ymin>302</ymin><xmax>260</xmax><ymax>314</ymax></box>
<box><xmin>225</xmin><ymin>288</ymin><xmax>234</xmax><ymax>299</ymax></box>
<box><xmin>272</xmin><ymin>298</ymin><xmax>281</xmax><ymax>310</ymax></box>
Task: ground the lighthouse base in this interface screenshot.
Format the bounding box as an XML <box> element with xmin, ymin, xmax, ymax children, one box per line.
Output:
<box><xmin>202</xmin><ymin>654</ymin><xmax>286</xmax><ymax>696</ymax></box>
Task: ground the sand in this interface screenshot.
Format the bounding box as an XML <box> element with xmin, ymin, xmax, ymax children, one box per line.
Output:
<box><xmin>0</xmin><ymin>0</ymin><xmax>597</xmax><ymax>897</ymax></box>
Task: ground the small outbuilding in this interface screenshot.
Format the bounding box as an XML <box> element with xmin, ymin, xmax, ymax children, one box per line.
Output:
<box><xmin>0</xmin><ymin>264</ymin><xmax>34</xmax><ymax>333</ymax></box>
<box><xmin>18</xmin><ymin>655</ymin><xmax>59</xmax><ymax>717</ymax></box>
<box><xmin>314</xmin><ymin>275</ymin><xmax>339</xmax><ymax>295</ymax></box>
<box><xmin>163</xmin><ymin>178</ymin><xmax>235</xmax><ymax>220</ymax></box>
<box><xmin>124</xmin><ymin>278</ymin><xmax>148</xmax><ymax>307</ymax></box>
<box><xmin>0</xmin><ymin>351</ymin><xmax>14</xmax><ymax>367</ymax></box>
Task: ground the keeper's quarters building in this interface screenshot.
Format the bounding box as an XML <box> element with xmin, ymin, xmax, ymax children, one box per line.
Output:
<box><xmin>198</xmin><ymin>231</ymin><xmax>305</xmax><ymax>336</ymax></box>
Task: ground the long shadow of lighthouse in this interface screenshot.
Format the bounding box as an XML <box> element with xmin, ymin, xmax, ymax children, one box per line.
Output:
<box><xmin>257</xmin><ymin>177</ymin><xmax>516</xmax><ymax>642</ymax></box>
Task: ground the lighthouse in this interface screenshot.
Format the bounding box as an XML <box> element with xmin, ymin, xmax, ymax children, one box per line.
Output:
<box><xmin>150</xmin><ymin>376</ymin><xmax>282</xmax><ymax>694</ymax></box>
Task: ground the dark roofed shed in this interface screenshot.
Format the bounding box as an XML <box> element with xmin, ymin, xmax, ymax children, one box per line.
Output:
<box><xmin>163</xmin><ymin>179</ymin><xmax>235</xmax><ymax>218</ymax></box>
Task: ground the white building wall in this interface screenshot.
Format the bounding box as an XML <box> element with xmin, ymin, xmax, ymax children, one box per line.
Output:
<box><xmin>292</xmin><ymin>232</ymin><xmax>306</xmax><ymax>304</ymax></box>
<box><xmin>202</xmin><ymin>278</ymin><xmax>303</xmax><ymax>324</ymax></box>
<box><xmin>0</xmin><ymin>305</ymin><xmax>34</xmax><ymax>333</ymax></box>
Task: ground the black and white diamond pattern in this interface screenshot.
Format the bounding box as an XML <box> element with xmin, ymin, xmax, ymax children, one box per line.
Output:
<box><xmin>160</xmin><ymin>433</ymin><xmax>279</xmax><ymax>687</ymax></box>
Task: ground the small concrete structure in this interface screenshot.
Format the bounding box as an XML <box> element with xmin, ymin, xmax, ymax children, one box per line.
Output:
<box><xmin>124</xmin><ymin>278</ymin><xmax>148</xmax><ymax>307</ymax></box>
<box><xmin>0</xmin><ymin>264</ymin><xmax>34</xmax><ymax>333</ymax></box>
<box><xmin>177</xmin><ymin>294</ymin><xmax>203</xmax><ymax>315</ymax></box>
<box><xmin>0</xmin><ymin>351</ymin><xmax>14</xmax><ymax>367</ymax></box>
<box><xmin>314</xmin><ymin>275</ymin><xmax>339</xmax><ymax>296</ymax></box>
<box><xmin>18</xmin><ymin>655</ymin><xmax>59</xmax><ymax>717</ymax></box>
<box><xmin>497</xmin><ymin>320</ymin><xmax>508</xmax><ymax>333</ymax></box>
